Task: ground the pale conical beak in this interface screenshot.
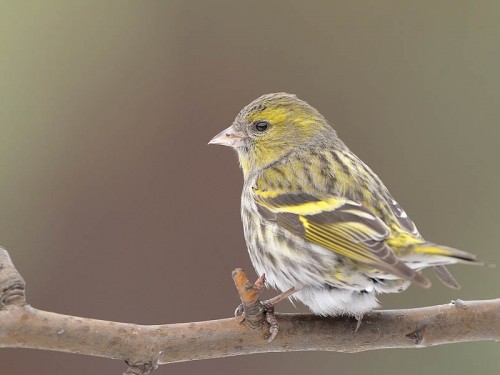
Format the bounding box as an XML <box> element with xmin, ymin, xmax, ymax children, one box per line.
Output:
<box><xmin>208</xmin><ymin>126</ymin><xmax>247</xmax><ymax>148</ymax></box>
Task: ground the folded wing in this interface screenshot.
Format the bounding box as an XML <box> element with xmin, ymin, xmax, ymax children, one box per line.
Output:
<box><xmin>256</xmin><ymin>192</ymin><xmax>431</xmax><ymax>288</ymax></box>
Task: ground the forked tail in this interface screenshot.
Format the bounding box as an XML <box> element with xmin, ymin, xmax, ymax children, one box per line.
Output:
<box><xmin>411</xmin><ymin>243</ymin><xmax>491</xmax><ymax>289</ymax></box>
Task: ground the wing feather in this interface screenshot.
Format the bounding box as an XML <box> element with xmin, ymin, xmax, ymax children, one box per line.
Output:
<box><xmin>256</xmin><ymin>192</ymin><xmax>431</xmax><ymax>288</ymax></box>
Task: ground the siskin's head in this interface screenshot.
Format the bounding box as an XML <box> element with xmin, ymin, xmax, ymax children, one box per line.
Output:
<box><xmin>209</xmin><ymin>93</ymin><xmax>338</xmax><ymax>175</ymax></box>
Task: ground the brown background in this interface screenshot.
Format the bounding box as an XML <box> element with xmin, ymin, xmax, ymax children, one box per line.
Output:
<box><xmin>1</xmin><ymin>1</ymin><xmax>499</xmax><ymax>374</ymax></box>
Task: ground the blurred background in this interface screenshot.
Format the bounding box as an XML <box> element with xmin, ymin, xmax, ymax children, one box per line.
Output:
<box><xmin>1</xmin><ymin>1</ymin><xmax>499</xmax><ymax>374</ymax></box>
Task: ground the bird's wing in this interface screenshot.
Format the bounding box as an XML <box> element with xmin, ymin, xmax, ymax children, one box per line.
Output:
<box><xmin>386</xmin><ymin>196</ymin><xmax>421</xmax><ymax>238</ymax></box>
<box><xmin>255</xmin><ymin>192</ymin><xmax>431</xmax><ymax>288</ymax></box>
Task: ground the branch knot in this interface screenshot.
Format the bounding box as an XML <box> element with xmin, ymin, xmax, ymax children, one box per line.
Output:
<box><xmin>124</xmin><ymin>360</ymin><xmax>158</xmax><ymax>375</ymax></box>
<box><xmin>0</xmin><ymin>248</ymin><xmax>26</xmax><ymax>308</ymax></box>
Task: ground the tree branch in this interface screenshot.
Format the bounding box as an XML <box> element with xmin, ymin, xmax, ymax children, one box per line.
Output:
<box><xmin>0</xmin><ymin>247</ymin><xmax>498</xmax><ymax>374</ymax></box>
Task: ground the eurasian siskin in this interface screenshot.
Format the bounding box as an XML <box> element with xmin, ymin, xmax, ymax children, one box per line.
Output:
<box><xmin>210</xmin><ymin>93</ymin><xmax>483</xmax><ymax>318</ymax></box>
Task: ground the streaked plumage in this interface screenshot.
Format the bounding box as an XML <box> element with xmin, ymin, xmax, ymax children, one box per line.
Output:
<box><xmin>210</xmin><ymin>93</ymin><xmax>483</xmax><ymax>317</ymax></box>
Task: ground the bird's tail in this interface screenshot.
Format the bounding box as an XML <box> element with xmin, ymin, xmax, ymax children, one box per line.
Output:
<box><xmin>411</xmin><ymin>243</ymin><xmax>484</xmax><ymax>265</ymax></box>
<box><xmin>409</xmin><ymin>243</ymin><xmax>491</xmax><ymax>289</ymax></box>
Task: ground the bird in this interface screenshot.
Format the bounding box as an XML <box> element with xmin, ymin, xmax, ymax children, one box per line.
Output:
<box><xmin>209</xmin><ymin>92</ymin><xmax>483</xmax><ymax>321</ymax></box>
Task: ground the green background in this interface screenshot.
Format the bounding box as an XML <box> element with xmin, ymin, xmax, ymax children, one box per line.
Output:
<box><xmin>1</xmin><ymin>1</ymin><xmax>498</xmax><ymax>374</ymax></box>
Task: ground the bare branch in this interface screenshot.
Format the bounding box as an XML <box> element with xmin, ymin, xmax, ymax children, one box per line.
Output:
<box><xmin>0</xmin><ymin>247</ymin><xmax>499</xmax><ymax>373</ymax></box>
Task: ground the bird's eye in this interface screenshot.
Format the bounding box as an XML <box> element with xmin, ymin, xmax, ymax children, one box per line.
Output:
<box><xmin>254</xmin><ymin>121</ymin><xmax>269</xmax><ymax>132</ymax></box>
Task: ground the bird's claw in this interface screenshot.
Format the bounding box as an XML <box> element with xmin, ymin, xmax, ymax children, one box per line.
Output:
<box><xmin>234</xmin><ymin>300</ymin><xmax>279</xmax><ymax>341</ymax></box>
<box><xmin>261</xmin><ymin>300</ymin><xmax>279</xmax><ymax>342</ymax></box>
<box><xmin>234</xmin><ymin>303</ymin><xmax>245</xmax><ymax>317</ymax></box>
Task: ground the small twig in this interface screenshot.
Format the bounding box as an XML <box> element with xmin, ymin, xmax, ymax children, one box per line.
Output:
<box><xmin>232</xmin><ymin>268</ymin><xmax>264</xmax><ymax>328</ymax></box>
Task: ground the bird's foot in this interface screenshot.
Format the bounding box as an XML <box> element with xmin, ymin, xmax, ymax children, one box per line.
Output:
<box><xmin>234</xmin><ymin>295</ymin><xmax>280</xmax><ymax>341</ymax></box>
<box><xmin>261</xmin><ymin>300</ymin><xmax>279</xmax><ymax>342</ymax></box>
<box><xmin>257</xmin><ymin>287</ymin><xmax>297</xmax><ymax>342</ymax></box>
<box><xmin>234</xmin><ymin>281</ymin><xmax>297</xmax><ymax>342</ymax></box>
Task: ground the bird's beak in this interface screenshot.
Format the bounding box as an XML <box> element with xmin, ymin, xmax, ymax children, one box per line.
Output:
<box><xmin>208</xmin><ymin>126</ymin><xmax>247</xmax><ymax>148</ymax></box>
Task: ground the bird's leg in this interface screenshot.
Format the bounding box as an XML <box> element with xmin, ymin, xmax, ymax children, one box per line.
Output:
<box><xmin>354</xmin><ymin>314</ymin><xmax>363</xmax><ymax>332</ymax></box>
<box><xmin>262</xmin><ymin>286</ymin><xmax>298</xmax><ymax>306</ymax></box>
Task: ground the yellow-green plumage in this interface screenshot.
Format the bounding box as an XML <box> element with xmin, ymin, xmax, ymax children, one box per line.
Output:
<box><xmin>210</xmin><ymin>93</ymin><xmax>483</xmax><ymax>316</ymax></box>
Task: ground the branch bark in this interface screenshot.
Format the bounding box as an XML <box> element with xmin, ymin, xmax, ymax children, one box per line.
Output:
<box><xmin>0</xmin><ymin>247</ymin><xmax>499</xmax><ymax>374</ymax></box>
